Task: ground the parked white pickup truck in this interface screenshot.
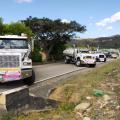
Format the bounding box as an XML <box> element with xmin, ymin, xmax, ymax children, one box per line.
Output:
<box><xmin>63</xmin><ymin>48</ymin><xmax>96</xmax><ymax>67</ymax></box>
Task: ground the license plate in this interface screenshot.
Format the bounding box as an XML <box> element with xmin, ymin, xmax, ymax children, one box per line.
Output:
<box><xmin>85</xmin><ymin>58</ymin><xmax>92</xmax><ymax>60</ymax></box>
<box><xmin>100</xmin><ymin>58</ymin><xmax>104</xmax><ymax>61</ymax></box>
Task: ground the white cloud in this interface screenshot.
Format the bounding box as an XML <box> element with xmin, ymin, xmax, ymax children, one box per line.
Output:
<box><xmin>96</xmin><ymin>18</ymin><xmax>110</xmax><ymax>27</ymax></box>
<box><xmin>61</xmin><ymin>19</ymin><xmax>70</xmax><ymax>23</ymax></box>
<box><xmin>96</xmin><ymin>11</ymin><xmax>120</xmax><ymax>27</ymax></box>
<box><xmin>106</xmin><ymin>26</ymin><xmax>113</xmax><ymax>30</ymax></box>
<box><xmin>16</xmin><ymin>0</ymin><xmax>33</xmax><ymax>3</ymax></box>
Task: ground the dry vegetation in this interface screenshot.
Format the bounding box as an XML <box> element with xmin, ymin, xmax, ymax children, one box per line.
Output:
<box><xmin>49</xmin><ymin>59</ymin><xmax>120</xmax><ymax>103</ymax></box>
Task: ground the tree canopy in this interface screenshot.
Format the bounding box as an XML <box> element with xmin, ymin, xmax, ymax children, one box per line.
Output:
<box><xmin>3</xmin><ymin>22</ymin><xmax>33</xmax><ymax>37</ymax></box>
<box><xmin>0</xmin><ymin>18</ymin><xmax>32</xmax><ymax>37</ymax></box>
<box><xmin>0</xmin><ymin>17</ymin><xmax>4</xmax><ymax>35</ymax></box>
<box><xmin>22</xmin><ymin>17</ymin><xmax>86</xmax><ymax>60</ymax></box>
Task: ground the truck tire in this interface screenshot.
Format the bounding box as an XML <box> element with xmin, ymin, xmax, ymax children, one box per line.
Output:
<box><xmin>76</xmin><ymin>59</ymin><xmax>81</xmax><ymax>67</ymax></box>
<box><xmin>23</xmin><ymin>70</ymin><xmax>35</xmax><ymax>85</ymax></box>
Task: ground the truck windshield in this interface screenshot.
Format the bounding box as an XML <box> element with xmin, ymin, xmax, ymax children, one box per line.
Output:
<box><xmin>0</xmin><ymin>39</ymin><xmax>28</xmax><ymax>49</ymax></box>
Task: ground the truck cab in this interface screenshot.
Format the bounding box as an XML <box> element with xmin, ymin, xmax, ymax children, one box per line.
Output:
<box><xmin>75</xmin><ymin>53</ymin><xmax>96</xmax><ymax>67</ymax></box>
<box><xmin>0</xmin><ymin>35</ymin><xmax>35</xmax><ymax>85</ymax></box>
<box><xmin>63</xmin><ymin>48</ymin><xmax>96</xmax><ymax>67</ymax></box>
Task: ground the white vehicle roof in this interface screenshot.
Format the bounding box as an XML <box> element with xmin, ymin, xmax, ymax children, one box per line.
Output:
<box><xmin>0</xmin><ymin>35</ymin><xmax>27</xmax><ymax>39</ymax></box>
<box><xmin>95</xmin><ymin>53</ymin><xmax>105</xmax><ymax>55</ymax></box>
<box><xmin>78</xmin><ymin>53</ymin><xmax>95</xmax><ymax>57</ymax></box>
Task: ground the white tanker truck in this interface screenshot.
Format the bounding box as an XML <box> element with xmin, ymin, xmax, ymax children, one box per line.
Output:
<box><xmin>63</xmin><ymin>48</ymin><xmax>96</xmax><ymax>67</ymax></box>
<box><xmin>0</xmin><ymin>35</ymin><xmax>35</xmax><ymax>85</ymax></box>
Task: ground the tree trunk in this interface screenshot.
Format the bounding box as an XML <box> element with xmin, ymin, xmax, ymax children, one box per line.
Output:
<box><xmin>44</xmin><ymin>44</ymin><xmax>54</xmax><ymax>61</ymax></box>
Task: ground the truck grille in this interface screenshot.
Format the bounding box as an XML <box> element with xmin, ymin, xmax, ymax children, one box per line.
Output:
<box><xmin>0</xmin><ymin>55</ymin><xmax>20</xmax><ymax>68</ymax></box>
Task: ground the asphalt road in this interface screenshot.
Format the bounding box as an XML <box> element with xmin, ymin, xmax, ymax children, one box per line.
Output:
<box><xmin>33</xmin><ymin>62</ymin><xmax>85</xmax><ymax>82</ymax></box>
<box><xmin>0</xmin><ymin>59</ymin><xmax>112</xmax><ymax>93</ymax></box>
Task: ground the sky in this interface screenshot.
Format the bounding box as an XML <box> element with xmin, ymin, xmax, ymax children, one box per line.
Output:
<box><xmin>0</xmin><ymin>0</ymin><xmax>120</xmax><ymax>38</ymax></box>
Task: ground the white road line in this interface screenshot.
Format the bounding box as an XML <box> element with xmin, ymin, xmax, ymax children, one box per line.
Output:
<box><xmin>34</xmin><ymin>67</ymin><xmax>85</xmax><ymax>84</ymax></box>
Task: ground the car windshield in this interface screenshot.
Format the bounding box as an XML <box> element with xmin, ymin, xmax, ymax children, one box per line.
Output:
<box><xmin>99</xmin><ymin>55</ymin><xmax>104</xmax><ymax>58</ymax></box>
<box><xmin>0</xmin><ymin>39</ymin><xmax>28</xmax><ymax>49</ymax></box>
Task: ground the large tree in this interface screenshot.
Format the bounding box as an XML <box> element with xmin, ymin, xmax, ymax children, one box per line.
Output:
<box><xmin>22</xmin><ymin>17</ymin><xmax>86</xmax><ymax>60</ymax></box>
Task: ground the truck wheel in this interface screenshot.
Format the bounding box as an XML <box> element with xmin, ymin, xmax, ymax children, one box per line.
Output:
<box><xmin>76</xmin><ymin>60</ymin><xmax>81</xmax><ymax>67</ymax></box>
<box><xmin>23</xmin><ymin>70</ymin><xmax>35</xmax><ymax>85</ymax></box>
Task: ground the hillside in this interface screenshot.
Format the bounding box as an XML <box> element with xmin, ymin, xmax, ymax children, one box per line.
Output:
<box><xmin>77</xmin><ymin>35</ymin><xmax>120</xmax><ymax>48</ymax></box>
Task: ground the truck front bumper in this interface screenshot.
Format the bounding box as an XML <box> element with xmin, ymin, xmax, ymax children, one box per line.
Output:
<box><xmin>81</xmin><ymin>60</ymin><xmax>96</xmax><ymax>65</ymax></box>
<box><xmin>0</xmin><ymin>68</ymin><xmax>32</xmax><ymax>83</ymax></box>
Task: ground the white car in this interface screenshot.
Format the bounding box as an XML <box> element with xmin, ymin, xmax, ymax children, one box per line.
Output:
<box><xmin>95</xmin><ymin>53</ymin><xmax>106</xmax><ymax>62</ymax></box>
<box><xmin>111</xmin><ymin>53</ymin><xmax>118</xmax><ymax>59</ymax></box>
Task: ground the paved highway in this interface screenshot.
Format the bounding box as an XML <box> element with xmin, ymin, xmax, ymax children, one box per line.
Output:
<box><xmin>33</xmin><ymin>62</ymin><xmax>85</xmax><ymax>82</ymax></box>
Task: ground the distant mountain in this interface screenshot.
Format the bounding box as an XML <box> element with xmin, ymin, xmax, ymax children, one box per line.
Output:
<box><xmin>76</xmin><ymin>35</ymin><xmax>120</xmax><ymax>48</ymax></box>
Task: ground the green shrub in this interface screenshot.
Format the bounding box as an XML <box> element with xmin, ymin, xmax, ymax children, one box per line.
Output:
<box><xmin>51</xmin><ymin>42</ymin><xmax>66</xmax><ymax>60</ymax></box>
<box><xmin>0</xmin><ymin>113</ymin><xmax>15</xmax><ymax>120</ymax></box>
<box><xmin>32</xmin><ymin>48</ymin><xmax>42</xmax><ymax>62</ymax></box>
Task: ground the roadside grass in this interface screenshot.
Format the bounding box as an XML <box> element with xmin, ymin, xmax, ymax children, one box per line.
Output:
<box><xmin>0</xmin><ymin>113</ymin><xmax>15</xmax><ymax>120</ymax></box>
<box><xmin>2</xmin><ymin>59</ymin><xmax>120</xmax><ymax>120</ymax></box>
<box><xmin>49</xmin><ymin>59</ymin><xmax>120</xmax><ymax>102</ymax></box>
